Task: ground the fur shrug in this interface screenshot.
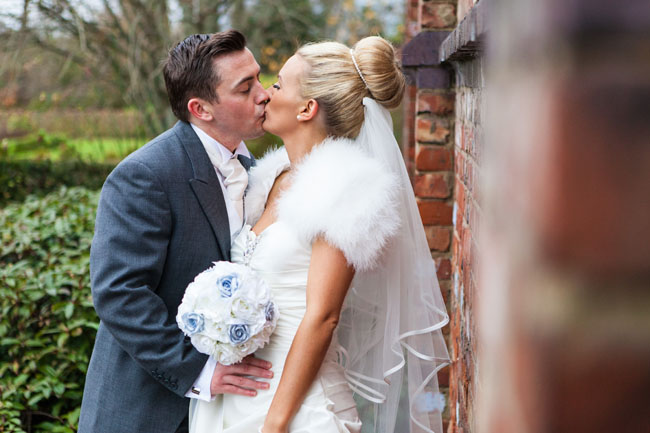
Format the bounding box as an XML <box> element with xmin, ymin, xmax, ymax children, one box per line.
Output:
<box><xmin>244</xmin><ymin>137</ymin><xmax>401</xmax><ymax>272</ymax></box>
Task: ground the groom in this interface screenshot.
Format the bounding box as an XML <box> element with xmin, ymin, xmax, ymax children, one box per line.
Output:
<box><xmin>79</xmin><ymin>30</ymin><xmax>272</xmax><ymax>433</ymax></box>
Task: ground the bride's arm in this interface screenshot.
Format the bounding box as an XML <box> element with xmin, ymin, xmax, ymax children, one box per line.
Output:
<box><xmin>261</xmin><ymin>237</ymin><xmax>355</xmax><ymax>433</ymax></box>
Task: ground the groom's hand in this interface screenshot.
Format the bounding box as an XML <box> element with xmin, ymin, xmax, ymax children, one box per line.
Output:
<box><xmin>210</xmin><ymin>354</ymin><xmax>273</xmax><ymax>397</ymax></box>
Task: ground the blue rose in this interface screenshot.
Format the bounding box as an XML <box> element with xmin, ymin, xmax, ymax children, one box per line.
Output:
<box><xmin>217</xmin><ymin>274</ymin><xmax>240</xmax><ymax>298</ymax></box>
<box><xmin>264</xmin><ymin>302</ymin><xmax>275</xmax><ymax>322</ymax></box>
<box><xmin>182</xmin><ymin>312</ymin><xmax>205</xmax><ymax>335</ymax></box>
<box><xmin>229</xmin><ymin>324</ymin><xmax>250</xmax><ymax>344</ymax></box>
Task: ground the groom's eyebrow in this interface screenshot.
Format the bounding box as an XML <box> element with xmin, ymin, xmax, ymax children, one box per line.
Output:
<box><xmin>232</xmin><ymin>68</ymin><xmax>261</xmax><ymax>89</ymax></box>
<box><xmin>233</xmin><ymin>76</ymin><xmax>254</xmax><ymax>89</ymax></box>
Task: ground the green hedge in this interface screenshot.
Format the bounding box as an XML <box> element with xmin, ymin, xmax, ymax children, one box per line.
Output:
<box><xmin>0</xmin><ymin>187</ymin><xmax>100</xmax><ymax>432</ymax></box>
<box><xmin>0</xmin><ymin>160</ymin><xmax>113</xmax><ymax>207</ymax></box>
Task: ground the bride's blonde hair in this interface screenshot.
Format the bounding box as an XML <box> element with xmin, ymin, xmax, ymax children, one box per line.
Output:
<box><xmin>297</xmin><ymin>36</ymin><xmax>405</xmax><ymax>139</ymax></box>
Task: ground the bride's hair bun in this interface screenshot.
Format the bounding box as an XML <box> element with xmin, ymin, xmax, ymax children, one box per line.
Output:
<box><xmin>297</xmin><ymin>36</ymin><xmax>405</xmax><ymax>139</ymax></box>
<box><xmin>351</xmin><ymin>36</ymin><xmax>405</xmax><ymax>111</ymax></box>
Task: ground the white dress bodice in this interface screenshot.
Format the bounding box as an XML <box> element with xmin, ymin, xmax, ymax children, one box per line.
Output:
<box><xmin>232</xmin><ymin>222</ymin><xmax>312</xmax><ymax>353</ymax></box>
<box><xmin>189</xmin><ymin>208</ymin><xmax>361</xmax><ymax>433</ymax></box>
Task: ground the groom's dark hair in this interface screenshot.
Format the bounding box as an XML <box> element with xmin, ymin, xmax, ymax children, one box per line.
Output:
<box><xmin>163</xmin><ymin>30</ymin><xmax>247</xmax><ymax>122</ymax></box>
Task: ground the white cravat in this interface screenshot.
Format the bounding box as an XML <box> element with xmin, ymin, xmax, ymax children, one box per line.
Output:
<box><xmin>190</xmin><ymin>123</ymin><xmax>250</xmax><ymax>228</ymax></box>
<box><xmin>216</xmin><ymin>155</ymin><xmax>247</xmax><ymax>219</ymax></box>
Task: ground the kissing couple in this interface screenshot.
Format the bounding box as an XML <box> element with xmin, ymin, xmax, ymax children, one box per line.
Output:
<box><xmin>78</xmin><ymin>30</ymin><xmax>449</xmax><ymax>433</ymax></box>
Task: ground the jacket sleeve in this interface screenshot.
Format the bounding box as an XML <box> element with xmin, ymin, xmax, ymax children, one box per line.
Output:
<box><xmin>90</xmin><ymin>158</ymin><xmax>208</xmax><ymax>397</ymax></box>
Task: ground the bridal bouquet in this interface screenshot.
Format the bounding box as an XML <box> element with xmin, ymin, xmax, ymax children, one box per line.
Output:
<box><xmin>176</xmin><ymin>261</ymin><xmax>279</xmax><ymax>365</ymax></box>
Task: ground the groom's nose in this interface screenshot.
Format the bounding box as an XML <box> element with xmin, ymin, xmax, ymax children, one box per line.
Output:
<box><xmin>255</xmin><ymin>85</ymin><xmax>270</xmax><ymax>105</ymax></box>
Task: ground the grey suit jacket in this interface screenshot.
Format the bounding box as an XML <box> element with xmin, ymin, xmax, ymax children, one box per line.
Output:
<box><xmin>79</xmin><ymin>121</ymin><xmax>250</xmax><ymax>433</ymax></box>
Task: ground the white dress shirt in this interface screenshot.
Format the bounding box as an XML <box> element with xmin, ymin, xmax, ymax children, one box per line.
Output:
<box><xmin>185</xmin><ymin>123</ymin><xmax>251</xmax><ymax>402</ymax></box>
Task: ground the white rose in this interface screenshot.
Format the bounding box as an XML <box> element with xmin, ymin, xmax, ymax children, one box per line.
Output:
<box><xmin>230</xmin><ymin>297</ymin><xmax>258</xmax><ymax>323</ymax></box>
<box><xmin>190</xmin><ymin>334</ymin><xmax>217</xmax><ymax>356</ymax></box>
<box><xmin>215</xmin><ymin>342</ymin><xmax>242</xmax><ymax>365</ymax></box>
<box><xmin>202</xmin><ymin>315</ymin><xmax>230</xmax><ymax>341</ymax></box>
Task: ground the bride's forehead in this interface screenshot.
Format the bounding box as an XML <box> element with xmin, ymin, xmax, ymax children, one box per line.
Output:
<box><xmin>279</xmin><ymin>55</ymin><xmax>306</xmax><ymax>79</ymax></box>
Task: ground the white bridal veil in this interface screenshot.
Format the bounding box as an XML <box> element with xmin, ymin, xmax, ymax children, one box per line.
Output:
<box><xmin>336</xmin><ymin>98</ymin><xmax>451</xmax><ymax>433</ymax></box>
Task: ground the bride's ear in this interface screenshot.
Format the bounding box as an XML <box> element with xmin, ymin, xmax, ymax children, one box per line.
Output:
<box><xmin>297</xmin><ymin>99</ymin><xmax>319</xmax><ymax>122</ymax></box>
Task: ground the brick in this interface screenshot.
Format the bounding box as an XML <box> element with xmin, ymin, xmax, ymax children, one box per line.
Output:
<box><xmin>462</xmin><ymin>124</ymin><xmax>474</xmax><ymax>153</ymax></box>
<box><xmin>455</xmin><ymin>119</ymin><xmax>464</xmax><ymax>151</ymax></box>
<box><xmin>421</xmin><ymin>2</ymin><xmax>457</xmax><ymax>29</ymax></box>
<box><xmin>418</xmin><ymin>91</ymin><xmax>456</xmax><ymax>115</ymax></box>
<box><xmin>418</xmin><ymin>200</ymin><xmax>454</xmax><ymax>225</ymax></box>
<box><xmin>435</xmin><ymin>257</ymin><xmax>452</xmax><ymax>280</ymax></box>
<box><xmin>452</xmin><ymin>229</ymin><xmax>461</xmax><ymax>267</ymax></box>
<box><xmin>416</xmin><ymin>117</ymin><xmax>451</xmax><ymax>144</ymax></box>
<box><xmin>438</xmin><ymin>365</ymin><xmax>450</xmax><ymax>387</ymax></box>
<box><xmin>455</xmin><ymin>149</ymin><xmax>465</xmax><ymax>179</ymax></box>
<box><xmin>440</xmin><ymin>280</ymin><xmax>452</xmax><ymax>307</ymax></box>
<box><xmin>407</xmin><ymin>143</ymin><xmax>416</xmax><ymax>161</ymax></box>
<box><xmin>455</xmin><ymin>179</ymin><xmax>466</xmax><ymax>230</ymax></box>
<box><xmin>416</xmin><ymin>146</ymin><xmax>453</xmax><ymax>171</ymax></box>
<box><xmin>415</xmin><ymin>173</ymin><xmax>452</xmax><ymax>199</ymax></box>
<box><xmin>424</xmin><ymin>226</ymin><xmax>452</xmax><ymax>251</ymax></box>
<box><xmin>465</xmin><ymin>158</ymin><xmax>474</xmax><ymax>195</ymax></box>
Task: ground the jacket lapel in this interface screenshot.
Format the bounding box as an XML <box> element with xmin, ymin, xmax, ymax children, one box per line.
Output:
<box><xmin>175</xmin><ymin>121</ymin><xmax>232</xmax><ymax>261</ymax></box>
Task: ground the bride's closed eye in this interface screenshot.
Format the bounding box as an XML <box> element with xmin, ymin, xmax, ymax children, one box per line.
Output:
<box><xmin>272</xmin><ymin>83</ymin><xmax>280</xmax><ymax>90</ymax></box>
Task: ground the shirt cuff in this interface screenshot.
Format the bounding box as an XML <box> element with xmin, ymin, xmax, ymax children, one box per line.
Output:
<box><xmin>185</xmin><ymin>356</ymin><xmax>217</xmax><ymax>402</ymax></box>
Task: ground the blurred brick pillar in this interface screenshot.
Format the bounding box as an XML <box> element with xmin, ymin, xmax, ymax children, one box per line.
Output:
<box><xmin>480</xmin><ymin>0</ymin><xmax>650</xmax><ymax>432</ymax></box>
<box><xmin>402</xmin><ymin>1</ymin><xmax>458</xmax><ymax>431</ymax></box>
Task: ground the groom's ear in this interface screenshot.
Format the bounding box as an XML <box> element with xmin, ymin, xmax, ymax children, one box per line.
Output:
<box><xmin>187</xmin><ymin>97</ymin><xmax>214</xmax><ymax>122</ymax></box>
<box><xmin>298</xmin><ymin>99</ymin><xmax>319</xmax><ymax>121</ymax></box>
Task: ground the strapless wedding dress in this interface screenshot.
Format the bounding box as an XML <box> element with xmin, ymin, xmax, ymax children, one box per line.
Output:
<box><xmin>188</xmin><ymin>221</ymin><xmax>362</xmax><ymax>433</ymax></box>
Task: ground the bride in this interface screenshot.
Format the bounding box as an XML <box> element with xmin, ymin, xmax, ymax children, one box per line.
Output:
<box><xmin>189</xmin><ymin>36</ymin><xmax>450</xmax><ymax>433</ymax></box>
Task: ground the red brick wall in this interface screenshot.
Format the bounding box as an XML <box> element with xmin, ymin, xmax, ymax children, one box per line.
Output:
<box><xmin>448</xmin><ymin>75</ymin><xmax>481</xmax><ymax>433</ymax></box>
<box><xmin>406</xmin><ymin>2</ymin><xmax>650</xmax><ymax>433</ymax></box>
<box><xmin>403</xmin><ymin>1</ymin><xmax>485</xmax><ymax>432</ymax></box>
<box><xmin>402</xmin><ymin>1</ymin><xmax>460</xmax><ymax>431</ymax></box>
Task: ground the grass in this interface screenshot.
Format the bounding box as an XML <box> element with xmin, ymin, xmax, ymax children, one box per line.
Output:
<box><xmin>2</xmin><ymin>135</ymin><xmax>145</xmax><ymax>164</ymax></box>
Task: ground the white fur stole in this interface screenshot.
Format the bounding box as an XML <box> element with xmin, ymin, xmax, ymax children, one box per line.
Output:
<box><xmin>245</xmin><ymin>137</ymin><xmax>401</xmax><ymax>272</ymax></box>
<box><xmin>245</xmin><ymin>146</ymin><xmax>291</xmax><ymax>225</ymax></box>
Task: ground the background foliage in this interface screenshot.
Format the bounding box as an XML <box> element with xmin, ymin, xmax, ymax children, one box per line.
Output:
<box><xmin>0</xmin><ymin>1</ymin><xmax>404</xmax><ymax>431</ymax></box>
<box><xmin>1</xmin><ymin>0</ymin><xmax>403</xmax><ymax>137</ymax></box>
<box><xmin>0</xmin><ymin>187</ymin><xmax>99</xmax><ymax>432</ymax></box>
